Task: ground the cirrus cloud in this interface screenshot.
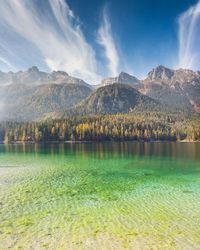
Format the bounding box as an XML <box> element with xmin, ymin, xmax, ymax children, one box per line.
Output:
<box><xmin>178</xmin><ymin>0</ymin><xmax>200</xmax><ymax>70</ymax></box>
<box><xmin>97</xmin><ymin>7</ymin><xmax>120</xmax><ymax>76</ymax></box>
<box><xmin>0</xmin><ymin>0</ymin><xmax>101</xmax><ymax>83</ymax></box>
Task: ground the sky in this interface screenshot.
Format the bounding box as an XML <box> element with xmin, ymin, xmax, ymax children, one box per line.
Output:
<box><xmin>0</xmin><ymin>0</ymin><xmax>200</xmax><ymax>84</ymax></box>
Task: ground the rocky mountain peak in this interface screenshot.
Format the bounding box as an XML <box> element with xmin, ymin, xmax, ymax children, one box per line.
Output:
<box><xmin>49</xmin><ymin>71</ymin><xmax>69</xmax><ymax>82</ymax></box>
<box><xmin>119</xmin><ymin>72</ymin><xmax>131</xmax><ymax>78</ymax></box>
<box><xmin>28</xmin><ymin>66</ymin><xmax>39</xmax><ymax>73</ymax></box>
<box><xmin>0</xmin><ymin>66</ymin><xmax>91</xmax><ymax>87</ymax></box>
<box><xmin>147</xmin><ymin>65</ymin><xmax>174</xmax><ymax>81</ymax></box>
<box><xmin>52</xmin><ymin>70</ymin><xmax>69</xmax><ymax>77</ymax></box>
<box><xmin>100</xmin><ymin>72</ymin><xmax>140</xmax><ymax>88</ymax></box>
<box><xmin>118</xmin><ymin>72</ymin><xmax>139</xmax><ymax>82</ymax></box>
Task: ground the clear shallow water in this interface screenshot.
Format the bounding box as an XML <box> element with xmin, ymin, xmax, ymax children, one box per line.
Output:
<box><xmin>0</xmin><ymin>142</ymin><xmax>200</xmax><ymax>250</ymax></box>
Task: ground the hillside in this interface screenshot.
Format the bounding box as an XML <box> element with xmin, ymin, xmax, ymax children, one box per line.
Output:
<box><xmin>1</xmin><ymin>83</ymin><xmax>92</xmax><ymax>121</ymax></box>
<box><xmin>2</xmin><ymin>113</ymin><xmax>200</xmax><ymax>143</ymax></box>
<box><xmin>66</xmin><ymin>83</ymin><xmax>163</xmax><ymax>116</ymax></box>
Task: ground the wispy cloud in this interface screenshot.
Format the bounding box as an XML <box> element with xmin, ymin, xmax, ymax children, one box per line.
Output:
<box><xmin>97</xmin><ymin>7</ymin><xmax>119</xmax><ymax>76</ymax></box>
<box><xmin>178</xmin><ymin>0</ymin><xmax>200</xmax><ymax>70</ymax></box>
<box><xmin>0</xmin><ymin>56</ymin><xmax>15</xmax><ymax>71</ymax></box>
<box><xmin>0</xmin><ymin>0</ymin><xmax>101</xmax><ymax>83</ymax></box>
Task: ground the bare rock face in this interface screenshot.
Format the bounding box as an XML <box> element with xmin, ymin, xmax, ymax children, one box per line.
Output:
<box><xmin>145</xmin><ymin>65</ymin><xmax>200</xmax><ymax>85</ymax></box>
<box><xmin>142</xmin><ymin>65</ymin><xmax>200</xmax><ymax>113</ymax></box>
<box><xmin>147</xmin><ymin>65</ymin><xmax>174</xmax><ymax>81</ymax></box>
<box><xmin>99</xmin><ymin>72</ymin><xmax>141</xmax><ymax>89</ymax></box>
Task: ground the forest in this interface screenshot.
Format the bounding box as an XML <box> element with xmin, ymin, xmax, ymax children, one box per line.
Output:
<box><xmin>0</xmin><ymin>113</ymin><xmax>200</xmax><ymax>143</ymax></box>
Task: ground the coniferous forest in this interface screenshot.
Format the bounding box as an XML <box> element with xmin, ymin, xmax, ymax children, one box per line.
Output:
<box><xmin>1</xmin><ymin>113</ymin><xmax>200</xmax><ymax>143</ymax></box>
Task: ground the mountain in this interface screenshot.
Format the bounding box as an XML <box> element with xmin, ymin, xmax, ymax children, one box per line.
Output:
<box><xmin>146</xmin><ymin>65</ymin><xmax>174</xmax><ymax>81</ymax></box>
<box><xmin>0</xmin><ymin>66</ymin><xmax>48</xmax><ymax>86</ymax></box>
<box><xmin>145</xmin><ymin>65</ymin><xmax>200</xmax><ymax>86</ymax></box>
<box><xmin>95</xmin><ymin>66</ymin><xmax>200</xmax><ymax>114</ymax></box>
<box><xmin>0</xmin><ymin>66</ymin><xmax>92</xmax><ymax>88</ymax></box>
<box><xmin>96</xmin><ymin>72</ymin><xmax>141</xmax><ymax>89</ymax></box>
<box><xmin>0</xmin><ymin>67</ymin><xmax>94</xmax><ymax>120</ymax></box>
<box><xmin>0</xmin><ymin>65</ymin><xmax>200</xmax><ymax>121</ymax></box>
<box><xmin>1</xmin><ymin>83</ymin><xmax>92</xmax><ymax>121</ymax></box>
<box><xmin>141</xmin><ymin>65</ymin><xmax>200</xmax><ymax>113</ymax></box>
<box><xmin>66</xmin><ymin>83</ymin><xmax>163</xmax><ymax>116</ymax></box>
<box><xmin>0</xmin><ymin>71</ymin><xmax>14</xmax><ymax>85</ymax></box>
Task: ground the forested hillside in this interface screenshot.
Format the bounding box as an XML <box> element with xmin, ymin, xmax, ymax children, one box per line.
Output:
<box><xmin>65</xmin><ymin>84</ymin><xmax>167</xmax><ymax>116</ymax></box>
<box><xmin>1</xmin><ymin>113</ymin><xmax>200</xmax><ymax>143</ymax></box>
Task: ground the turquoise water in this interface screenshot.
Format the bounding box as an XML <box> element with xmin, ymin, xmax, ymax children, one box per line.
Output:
<box><xmin>0</xmin><ymin>142</ymin><xmax>200</xmax><ymax>249</ymax></box>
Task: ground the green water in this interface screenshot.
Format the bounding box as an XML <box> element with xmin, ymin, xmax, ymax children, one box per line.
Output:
<box><xmin>0</xmin><ymin>142</ymin><xmax>200</xmax><ymax>250</ymax></box>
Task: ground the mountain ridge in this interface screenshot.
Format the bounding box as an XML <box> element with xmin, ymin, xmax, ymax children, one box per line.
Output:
<box><xmin>0</xmin><ymin>65</ymin><xmax>199</xmax><ymax>121</ymax></box>
<box><xmin>65</xmin><ymin>83</ymin><xmax>167</xmax><ymax>116</ymax></box>
<box><xmin>0</xmin><ymin>66</ymin><xmax>92</xmax><ymax>88</ymax></box>
<box><xmin>96</xmin><ymin>72</ymin><xmax>141</xmax><ymax>89</ymax></box>
<box><xmin>0</xmin><ymin>83</ymin><xmax>92</xmax><ymax>121</ymax></box>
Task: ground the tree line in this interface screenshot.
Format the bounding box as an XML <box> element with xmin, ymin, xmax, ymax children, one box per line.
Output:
<box><xmin>1</xmin><ymin>113</ymin><xmax>200</xmax><ymax>143</ymax></box>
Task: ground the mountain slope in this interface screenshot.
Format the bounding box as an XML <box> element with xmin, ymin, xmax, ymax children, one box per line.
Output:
<box><xmin>66</xmin><ymin>84</ymin><xmax>163</xmax><ymax>116</ymax></box>
<box><xmin>0</xmin><ymin>71</ymin><xmax>13</xmax><ymax>85</ymax></box>
<box><xmin>0</xmin><ymin>65</ymin><xmax>199</xmax><ymax>121</ymax></box>
<box><xmin>141</xmin><ymin>65</ymin><xmax>200</xmax><ymax>113</ymax></box>
<box><xmin>1</xmin><ymin>83</ymin><xmax>92</xmax><ymax>121</ymax></box>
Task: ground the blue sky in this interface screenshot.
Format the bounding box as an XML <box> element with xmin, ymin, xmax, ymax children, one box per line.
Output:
<box><xmin>67</xmin><ymin>0</ymin><xmax>198</xmax><ymax>76</ymax></box>
<box><xmin>0</xmin><ymin>0</ymin><xmax>200</xmax><ymax>83</ymax></box>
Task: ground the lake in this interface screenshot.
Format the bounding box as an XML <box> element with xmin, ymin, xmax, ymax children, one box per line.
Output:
<box><xmin>0</xmin><ymin>142</ymin><xmax>200</xmax><ymax>249</ymax></box>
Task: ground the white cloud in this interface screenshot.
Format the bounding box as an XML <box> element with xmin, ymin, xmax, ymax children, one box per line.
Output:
<box><xmin>0</xmin><ymin>0</ymin><xmax>101</xmax><ymax>83</ymax></box>
<box><xmin>97</xmin><ymin>8</ymin><xmax>119</xmax><ymax>76</ymax></box>
<box><xmin>178</xmin><ymin>0</ymin><xmax>200</xmax><ymax>70</ymax></box>
<box><xmin>0</xmin><ymin>56</ymin><xmax>16</xmax><ymax>71</ymax></box>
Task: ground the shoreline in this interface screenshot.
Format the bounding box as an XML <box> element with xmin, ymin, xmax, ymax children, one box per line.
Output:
<box><xmin>1</xmin><ymin>139</ymin><xmax>200</xmax><ymax>145</ymax></box>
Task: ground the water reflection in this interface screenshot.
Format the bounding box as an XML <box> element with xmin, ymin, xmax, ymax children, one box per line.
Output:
<box><xmin>0</xmin><ymin>142</ymin><xmax>200</xmax><ymax>161</ymax></box>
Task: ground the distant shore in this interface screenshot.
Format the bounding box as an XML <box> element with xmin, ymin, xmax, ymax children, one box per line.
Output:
<box><xmin>1</xmin><ymin>139</ymin><xmax>200</xmax><ymax>145</ymax></box>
